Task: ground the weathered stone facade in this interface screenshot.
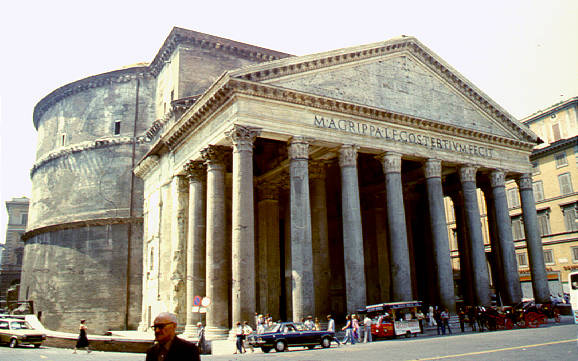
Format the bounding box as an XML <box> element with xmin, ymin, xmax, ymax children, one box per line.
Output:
<box><xmin>22</xmin><ymin>27</ymin><xmax>290</xmax><ymax>333</ymax></box>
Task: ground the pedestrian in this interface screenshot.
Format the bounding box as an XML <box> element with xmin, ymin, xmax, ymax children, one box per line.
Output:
<box><xmin>416</xmin><ymin>309</ymin><xmax>425</xmax><ymax>333</ymax></box>
<box><xmin>196</xmin><ymin>322</ymin><xmax>205</xmax><ymax>354</ymax></box>
<box><xmin>314</xmin><ymin>317</ymin><xmax>321</xmax><ymax>331</ymax></box>
<box><xmin>341</xmin><ymin>314</ymin><xmax>356</xmax><ymax>345</ymax></box>
<box><xmin>352</xmin><ymin>314</ymin><xmax>360</xmax><ymax>342</ymax></box>
<box><xmin>326</xmin><ymin>314</ymin><xmax>341</xmax><ymax>346</ymax></box>
<box><xmin>468</xmin><ymin>306</ymin><xmax>477</xmax><ymax>331</ymax></box>
<box><xmin>234</xmin><ymin>322</ymin><xmax>244</xmax><ymax>354</ymax></box>
<box><xmin>363</xmin><ymin>315</ymin><xmax>372</xmax><ymax>343</ymax></box>
<box><xmin>304</xmin><ymin>315</ymin><xmax>314</xmax><ymax>330</ymax></box>
<box><xmin>476</xmin><ymin>306</ymin><xmax>485</xmax><ymax>332</ymax></box>
<box><xmin>243</xmin><ymin>321</ymin><xmax>254</xmax><ymax>352</ymax></box>
<box><xmin>434</xmin><ymin>308</ymin><xmax>443</xmax><ymax>335</ymax></box>
<box><xmin>428</xmin><ymin>305</ymin><xmax>435</xmax><ymax>327</ymax></box>
<box><xmin>458</xmin><ymin>307</ymin><xmax>466</xmax><ymax>333</ymax></box>
<box><xmin>146</xmin><ymin>312</ymin><xmax>200</xmax><ymax>361</ymax></box>
<box><xmin>441</xmin><ymin>308</ymin><xmax>452</xmax><ymax>335</ymax></box>
<box><xmin>73</xmin><ymin>319</ymin><xmax>91</xmax><ymax>354</ymax></box>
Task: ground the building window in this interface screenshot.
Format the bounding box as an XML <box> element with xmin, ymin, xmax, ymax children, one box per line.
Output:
<box><xmin>554</xmin><ymin>152</ymin><xmax>568</xmax><ymax>168</ymax></box>
<box><xmin>558</xmin><ymin>173</ymin><xmax>573</xmax><ymax>195</ymax></box>
<box><xmin>20</xmin><ymin>213</ymin><xmax>28</xmax><ymax>225</ymax></box>
<box><xmin>517</xmin><ymin>253</ymin><xmax>528</xmax><ymax>267</ymax></box>
<box><xmin>562</xmin><ymin>203</ymin><xmax>578</xmax><ymax>232</ymax></box>
<box><xmin>507</xmin><ymin>188</ymin><xmax>520</xmax><ymax>208</ymax></box>
<box><xmin>572</xmin><ymin>247</ymin><xmax>578</xmax><ymax>263</ymax></box>
<box><xmin>543</xmin><ymin>249</ymin><xmax>554</xmax><ymax>265</ymax></box>
<box><xmin>533</xmin><ymin>181</ymin><xmax>544</xmax><ymax>202</ymax></box>
<box><xmin>536</xmin><ymin>210</ymin><xmax>551</xmax><ymax>236</ymax></box>
<box><xmin>114</xmin><ymin>121</ymin><xmax>121</xmax><ymax>135</ymax></box>
<box><xmin>531</xmin><ymin>161</ymin><xmax>540</xmax><ymax>175</ymax></box>
<box><xmin>511</xmin><ymin>216</ymin><xmax>525</xmax><ymax>240</ymax></box>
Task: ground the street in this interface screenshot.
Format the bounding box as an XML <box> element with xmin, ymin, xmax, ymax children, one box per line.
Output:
<box><xmin>0</xmin><ymin>323</ymin><xmax>575</xmax><ymax>361</ymax></box>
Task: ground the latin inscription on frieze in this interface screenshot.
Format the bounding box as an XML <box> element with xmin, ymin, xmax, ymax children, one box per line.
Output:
<box><xmin>313</xmin><ymin>115</ymin><xmax>495</xmax><ymax>158</ymax></box>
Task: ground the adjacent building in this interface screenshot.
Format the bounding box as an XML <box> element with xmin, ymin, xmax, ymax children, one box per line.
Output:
<box><xmin>0</xmin><ymin>197</ymin><xmax>29</xmax><ymax>309</ymax></box>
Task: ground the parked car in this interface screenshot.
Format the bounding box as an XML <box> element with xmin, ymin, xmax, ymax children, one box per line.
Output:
<box><xmin>0</xmin><ymin>318</ymin><xmax>46</xmax><ymax>348</ymax></box>
<box><xmin>247</xmin><ymin>321</ymin><xmax>334</xmax><ymax>353</ymax></box>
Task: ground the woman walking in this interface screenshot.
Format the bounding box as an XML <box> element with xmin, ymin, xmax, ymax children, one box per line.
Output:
<box><xmin>73</xmin><ymin>319</ymin><xmax>91</xmax><ymax>353</ymax></box>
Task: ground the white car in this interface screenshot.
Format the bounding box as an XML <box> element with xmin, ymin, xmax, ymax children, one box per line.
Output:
<box><xmin>0</xmin><ymin>318</ymin><xmax>46</xmax><ymax>348</ymax></box>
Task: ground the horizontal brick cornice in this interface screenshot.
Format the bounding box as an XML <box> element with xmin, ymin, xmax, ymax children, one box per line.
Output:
<box><xmin>30</xmin><ymin>136</ymin><xmax>149</xmax><ymax>177</ymax></box>
<box><xmin>22</xmin><ymin>217</ymin><xmax>143</xmax><ymax>242</ymax></box>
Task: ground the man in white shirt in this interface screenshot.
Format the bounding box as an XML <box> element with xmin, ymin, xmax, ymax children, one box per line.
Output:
<box><xmin>326</xmin><ymin>314</ymin><xmax>341</xmax><ymax>346</ymax></box>
<box><xmin>363</xmin><ymin>316</ymin><xmax>373</xmax><ymax>343</ymax></box>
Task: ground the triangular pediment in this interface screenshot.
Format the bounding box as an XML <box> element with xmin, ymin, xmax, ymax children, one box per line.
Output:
<box><xmin>229</xmin><ymin>37</ymin><xmax>536</xmax><ymax>143</ymax></box>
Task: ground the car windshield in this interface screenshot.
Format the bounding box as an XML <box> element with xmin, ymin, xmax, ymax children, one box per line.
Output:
<box><xmin>10</xmin><ymin>321</ymin><xmax>30</xmax><ymax>330</ymax></box>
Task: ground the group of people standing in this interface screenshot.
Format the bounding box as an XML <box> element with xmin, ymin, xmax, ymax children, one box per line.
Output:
<box><xmin>339</xmin><ymin>314</ymin><xmax>374</xmax><ymax>344</ymax></box>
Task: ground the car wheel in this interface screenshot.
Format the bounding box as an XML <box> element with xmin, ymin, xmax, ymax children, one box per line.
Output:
<box><xmin>275</xmin><ymin>340</ymin><xmax>286</xmax><ymax>352</ymax></box>
<box><xmin>321</xmin><ymin>337</ymin><xmax>331</xmax><ymax>348</ymax></box>
<box><xmin>9</xmin><ymin>338</ymin><xmax>17</xmax><ymax>348</ymax></box>
<box><xmin>261</xmin><ymin>347</ymin><xmax>271</xmax><ymax>353</ymax></box>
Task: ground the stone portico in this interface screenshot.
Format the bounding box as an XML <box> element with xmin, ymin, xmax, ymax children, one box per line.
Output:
<box><xmin>134</xmin><ymin>36</ymin><xmax>549</xmax><ymax>340</ymax></box>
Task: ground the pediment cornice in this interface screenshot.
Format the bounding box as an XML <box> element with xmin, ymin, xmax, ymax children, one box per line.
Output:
<box><xmin>229</xmin><ymin>36</ymin><xmax>536</xmax><ymax>144</ymax></box>
<box><xmin>162</xmin><ymin>77</ymin><xmax>536</xmax><ymax>153</ymax></box>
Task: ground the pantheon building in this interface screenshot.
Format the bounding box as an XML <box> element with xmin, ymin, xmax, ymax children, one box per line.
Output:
<box><xmin>134</xmin><ymin>29</ymin><xmax>549</xmax><ymax>339</ymax></box>
<box><xmin>23</xmin><ymin>27</ymin><xmax>549</xmax><ymax>336</ymax></box>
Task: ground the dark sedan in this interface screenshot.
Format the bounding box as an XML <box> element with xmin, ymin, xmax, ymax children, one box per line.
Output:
<box><xmin>247</xmin><ymin>322</ymin><xmax>334</xmax><ymax>353</ymax></box>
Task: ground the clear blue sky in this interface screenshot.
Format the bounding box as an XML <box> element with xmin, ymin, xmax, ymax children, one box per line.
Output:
<box><xmin>1</xmin><ymin>0</ymin><xmax>577</xmax><ymax>240</ymax></box>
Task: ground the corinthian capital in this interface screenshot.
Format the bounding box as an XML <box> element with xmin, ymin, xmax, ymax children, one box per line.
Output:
<box><xmin>424</xmin><ymin>159</ymin><xmax>442</xmax><ymax>179</ymax></box>
<box><xmin>489</xmin><ymin>170</ymin><xmax>505</xmax><ymax>188</ymax></box>
<box><xmin>225</xmin><ymin>125</ymin><xmax>261</xmax><ymax>152</ymax></box>
<box><xmin>339</xmin><ymin>145</ymin><xmax>359</xmax><ymax>168</ymax></box>
<box><xmin>378</xmin><ymin>151</ymin><xmax>401</xmax><ymax>174</ymax></box>
<box><xmin>183</xmin><ymin>160</ymin><xmax>206</xmax><ymax>181</ymax></box>
<box><xmin>201</xmin><ymin>145</ymin><xmax>230</xmax><ymax>164</ymax></box>
<box><xmin>459</xmin><ymin>165</ymin><xmax>477</xmax><ymax>183</ymax></box>
<box><xmin>288</xmin><ymin>136</ymin><xmax>310</xmax><ymax>160</ymax></box>
<box><xmin>516</xmin><ymin>173</ymin><xmax>533</xmax><ymax>190</ymax></box>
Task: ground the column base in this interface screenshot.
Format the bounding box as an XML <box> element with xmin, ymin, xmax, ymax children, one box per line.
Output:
<box><xmin>205</xmin><ymin>326</ymin><xmax>230</xmax><ymax>341</ymax></box>
<box><xmin>182</xmin><ymin>324</ymin><xmax>198</xmax><ymax>339</ymax></box>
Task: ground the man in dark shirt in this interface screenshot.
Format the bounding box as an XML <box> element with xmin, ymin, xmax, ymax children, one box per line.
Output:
<box><xmin>146</xmin><ymin>312</ymin><xmax>200</xmax><ymax>361</ymax></box>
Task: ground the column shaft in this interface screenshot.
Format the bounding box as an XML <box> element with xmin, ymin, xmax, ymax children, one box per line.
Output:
<box><xmin>340</xmin><ymin>145</ymin><xmax>367</xmax><ymax>312</ymax></box>
<box><xmin>490</xmin><ymin>171</ymin><xmax>522</xmax><ymax>305</ymax></box>
<box><xmin>310</xmin><ymin>161</ymin><xmax>331</xmax><ymax>318</ymax></box>
<box><xmin>183</xmin><ymin>161</ymin><xmax>206</xmax><ymax>336</ymax></box>
<box><xmin>169</xmin><ymin>175</ymin><xmax>188</xmax><ymax>321</ymax></box>
<box><xmin>380</xmin><ymin>152</ymin><xmax>412</xmax><ymax>301</ymax></box>
<box><xmin>425</xmin><ymin>159</ymin><xmax>455</xmax><ymax>312</ymax></box>
<box><xmin>289</xmin><ymin>137</ymin><xmax>315</xmax><ymax>321</ymax></box>
<box><xmin>201</xmin><ymin>145</ymin><xmax>229</xmax><ymax>339</ymax></box>
<box><xmin>517</xmin><ymin>174</ymin><xmax>550</xmax><ymax>303</ymax></box>
<box><xmin>227</xmin><ymin>125</ymin><xmax>260</xmax><ymax>329</ymax></box>
<box><xmin>459</xmin><ymin>166</ymin><xmax>490</xmax><ymax>306</ymax></box>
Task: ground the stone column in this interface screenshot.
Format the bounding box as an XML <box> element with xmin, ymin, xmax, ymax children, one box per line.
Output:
<box><xmin>289</xmin><ymin>137</ymin><xmax>315</xmax><ymax>321</ymax></box>
<box><xmin>226</xmin><ymin>125</ymin><xmax>260</xmax><ymax>330</ymax></box>
<box><xmin>183</xmin><ymin>161</ymin><xmax>206</xmax><ymax>336</ymax></box>
<box><xmin>340</xmin><ymin>145</ymin><xmax>367</xmax><ymax>312</ymax></box>
<box><xmin>481</xmin><ymin>185</ymin><xmax>505</xmax><ymax>303</ymax></box>
<box><xmin>450</xmin><ymin>191</ymin><xmax>475</xmax><ymax>305</ymax></box>
<box><xmin>309</xmin><ymin>160</ymin><xmax>331</xmax><ymax>318</ymax></box>
<box><xmin>169</xmin><ymin>175</ymin><xmax>189</xmax><ymax>322</ymax></box>
<box><xmin>459</xmin><ymin>165</ymin><xmax>490</xmax><ymax>306</ymax></box>
<box><xmin>374</xmin><ymin>195</ymin><xmax>390</xmax><ymax>302</ymax></box>
<box><xmin>424</xmin><ymin>159</ymin><xmax>456</xmax><ymax>312</ymax></box>
<box><xmin>379</xmin><ymin>152</ymin><xmax>412</xmax><ymax>301</ymax></box>
<box><xmin>256</xmin><ymin>182</ymin><xmax>281</xmax><ymax>320</ymax></box>
<box><xmin>517</xmin><ymin>173</ymin><xmax>550</xmax><ymax>303</ymax></box>
<box><xmin>201</xmin><ymin>145</ymin><xmax>230</xmax><ymax>340</ymax></box>
<box><xmin>489</xmin><ymin>170</ymin><xmax>522</xmax><ymax>305</ymax></box>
